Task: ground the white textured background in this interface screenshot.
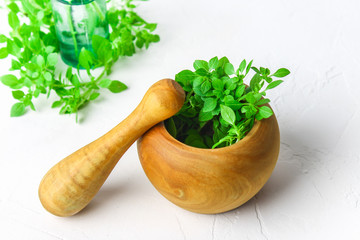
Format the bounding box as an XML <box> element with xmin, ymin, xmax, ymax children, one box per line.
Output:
<box><xmin>1</xmin><ymin>0</ymin><xmax>360</xmax><ymax>239</ymax></box>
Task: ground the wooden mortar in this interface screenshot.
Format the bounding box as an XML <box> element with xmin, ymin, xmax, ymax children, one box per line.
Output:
<box><xmin>137</xmin><ymin>110</ymin><xmax>280</xmax><ymax>214</ymax></box>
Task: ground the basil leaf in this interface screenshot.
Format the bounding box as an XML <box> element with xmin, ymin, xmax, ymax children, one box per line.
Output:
<box><xmin>272</xmin><ymin>68</ymin><xmax>290</xmax><ymax>77</ymax></box>
<box><xmin>12</xmin><ymin>90</ymin><xmax>25</xmax><ymax>100</ymax></box>
<box><xmin>1</xmin><ymin>74</ymin><xmax>18</xmax><ymax>88</ymax></box>
<box><xmin>108</xmin><ymin>80</ymin><xmax>127</xmax><ymax>93</ymax></box>
<box><xmin>0</xmin><ymin>47</ymin><xmax>8</xmax><ymax>59</ymax></box>
<box><xmin>238</xmin><ymin>59</ymin><xmax>246</xmax><ymax>73</ymax></box>
<box><xmin>10</xmin><ymin>102</ymin><xmax>25</xmax><ymax>117</ymax></box>
<box><xmin>47</xmin><ymin>53</ymin><xmax>58</xmax><ymax>66</ymax></box>
<box><xmin>266</xmin><ymin>80</ymin><xmax>283</xmax><ymax>90</ymax></box>
<box><xmin>220</xmin><ymin>105</ymin><xmax>235</xmax><ymax>125</ymax></box>
<box><xmin>202</xmin><ymin>98</ymin><xmax>217</xmax><ymax>112</ymax></box>
<box><xmin>209</xmin><ymin>56</ymin><xmax>219</xmax><ymax>70</ymax></box>
<box><xmin>212</xmin><ymin>78</ymin><xmax>224</xmax><ymax>90</ymax></box>
<box><xmin>258</xmin><ymin>106</ymin><xmax>273</xmax><ymax>119</ymax></box>
<box><xmin>99</xmin><ymin>78</ymin><xmax>112</xmax><ymax>88</ymax></box>
<box><xmin>89</xmin><ymin>92</ymin><xmax>100</xmax><ymax>100</ymax></box>
<box><xmin>224</xmin><ymin>63</ymin><xmax>235</xmax><ymax>75</ymax></box>
<box><xmin>8</xmin><ymin>12</ymin><xmax>20</xmax><ymax>29</ymax></box>
<box><xmin>193</xmin><ymin>60</ymin><xmax>209</xmax><ymax>71</ymax></box>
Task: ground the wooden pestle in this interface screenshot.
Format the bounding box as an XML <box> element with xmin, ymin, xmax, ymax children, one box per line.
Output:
<box><xmin>38</xmin><ymin>79</ymin><xmax>185</xmax><ymax>217</ymax></box>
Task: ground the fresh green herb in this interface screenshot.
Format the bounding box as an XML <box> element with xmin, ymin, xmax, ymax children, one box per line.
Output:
<box><xmin>0</xmin><ymin>0</ymin><xmax>159</xmax><ymax>120</ymax></box>
<box><xmin>166</xmin><ymin>57</ymin><xmax>290</xmax><ymax>149</ymax></box>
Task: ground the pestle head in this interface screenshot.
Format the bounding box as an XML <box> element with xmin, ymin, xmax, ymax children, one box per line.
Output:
<box><xmin>138</xmin><ymin>79</ymin><xmax>185</xmax><ymax>123</ymax></box>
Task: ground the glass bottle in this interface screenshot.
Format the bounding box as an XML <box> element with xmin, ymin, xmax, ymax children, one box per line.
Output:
<box><xmin>51</xmin><ymin>0</ymin><xmax>109</xmax><ymax>67</ymax></box>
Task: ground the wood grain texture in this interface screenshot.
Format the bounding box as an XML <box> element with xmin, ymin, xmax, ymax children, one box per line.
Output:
<box><xmin>137</xmin><ymin>111</ymin><xmax>280</xmax><ymax>214</ymax></box>
<box><xmin>38</xmin><ymin>79</ymin><xmax>185</xmax><ymax>217</ymax></box>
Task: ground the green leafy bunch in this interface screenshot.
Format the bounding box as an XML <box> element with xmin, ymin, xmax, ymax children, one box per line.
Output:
<box><xmin>0</xmin><ymin>0</ymin><xmax>159</xmax><ymax>120</ymax></box>
<box><xmin>166</xmin><ymin>56</ymin><xmax>290</xmax><ymax>149</ymax></box>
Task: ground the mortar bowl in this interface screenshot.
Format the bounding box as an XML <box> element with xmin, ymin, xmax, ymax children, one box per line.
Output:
<box><xmin>137</xmin><ymin>112</ymin><xmax>280</xmax><ymax>214</ymax></box>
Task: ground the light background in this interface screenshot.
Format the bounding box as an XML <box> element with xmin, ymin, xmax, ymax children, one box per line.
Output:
<box><xmin>1</xmin><ymin>0</ymin><xmax>360</xmax><ymax>239</ymax></box>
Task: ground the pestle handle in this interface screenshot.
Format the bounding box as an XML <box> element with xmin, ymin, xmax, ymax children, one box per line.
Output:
<box><xmin>38</xmin><ymin>79</ymin><xmax>185</xmax><ymax>217</ymax></box>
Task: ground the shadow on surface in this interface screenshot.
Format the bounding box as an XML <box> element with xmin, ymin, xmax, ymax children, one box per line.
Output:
<box><xmin>71</xmin><ymin>183</ymin><xmax>129</xmax><ymax>218</ymax></box>
<box><xmin>224</xmin><ymin>128</ymin><xmax>320</xmax><ymax>215</ymax></box>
